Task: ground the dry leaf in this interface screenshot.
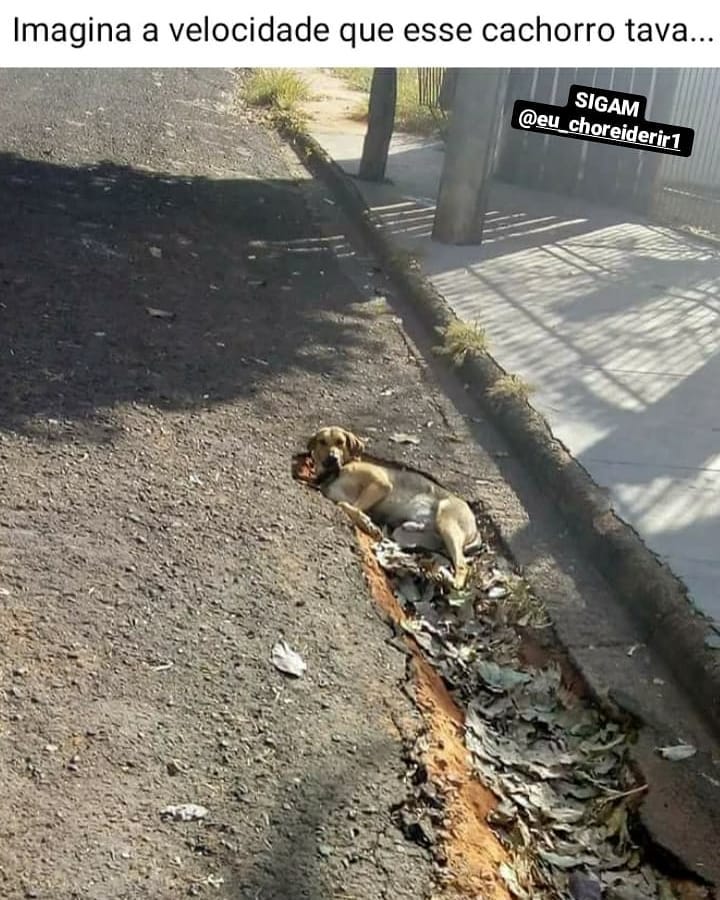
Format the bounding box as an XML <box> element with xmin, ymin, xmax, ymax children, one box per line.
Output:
<box><xmin>656</xmin><ymin>743</ymin><xmax>696</xmax><ymax>761</ymax></box>
<box><xmin>476</xmin><ymin>660</ymin><xmax>532</xmax><ymax>693</ymax></box>
<box><xmin>145</xmin><ymin>307</ymin><xmax>175</xmax><ymax>320</ymax></box>
<box><xmin>271</xmin><ymin>640</ymin><xmax>307</xmax><ymax>678</ymax></box>
<box><xmin>539</xmin><ymin>849</ymin><xmax>599</xmax><ymax>869</ymax></box>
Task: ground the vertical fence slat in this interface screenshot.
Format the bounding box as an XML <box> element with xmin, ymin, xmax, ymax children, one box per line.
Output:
<box><xmin>637</xmin><ymin>68</ymin><xmax>681</xmax><ymax>214</ymax></box>
<box><xmin>495</xmin><ymin>69</ymin><xmax>536</xmax><ymax>184</ymax></box>
<box><xmin>523</xmin><ymin>68</ymin><xmax>556</xmax><ymax>190</ymax></box>
<box><xmin>582</xmin><ymin>69</ymin><xmax>626</xmax><ymax>205</ymax></box>
<box><xmin>541</xmin><ymin>68</ymin><xmax>583</xmax><ymax>195</ymax></box>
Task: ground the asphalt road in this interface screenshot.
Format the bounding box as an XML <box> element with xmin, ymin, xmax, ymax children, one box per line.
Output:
<box><xmin>3</xmin><ymin>68</ymin><xmax>720</xmax><ymax>900</ymax></box>
<box><xmin>0</xmin><ymin>68</ymin><xmax>443</xmax><ymax>900</ymax></box>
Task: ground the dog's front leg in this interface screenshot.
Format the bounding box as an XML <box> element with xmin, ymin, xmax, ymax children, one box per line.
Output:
<box><xmin>336</xmin><ymin>480</ymin><xmax>389</xmax><ymax>542</ymax></box>
<box><xmin>337</xmin><ymin>502</ymin><xmax>384</xmax><ymax>541</ymax></box>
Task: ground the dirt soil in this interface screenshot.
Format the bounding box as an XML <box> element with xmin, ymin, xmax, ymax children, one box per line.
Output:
<box><xmin>351</xmin><ymin>531</ymin><xmax>513</xmax><ymax>900</ymax></box>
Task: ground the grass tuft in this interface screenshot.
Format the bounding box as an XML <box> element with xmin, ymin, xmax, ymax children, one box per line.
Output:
<box><xmin>487</xmin><ymin>374</ymin><xmax>535</xmax><ymax>403</ymax></box>
<box><xmin>333</xmin><ymin>68</ymin><xmax>440</xmax><ymax>137</ymax></box>
<box><xmin>244</xmin><ymin>69</ymin><xmax>311</xmax><ymax>111</ymax></box>
<box><xmin>435</xmin><ymin>320</ymin><xmax>487</xmax><ymax>365</ymax></box>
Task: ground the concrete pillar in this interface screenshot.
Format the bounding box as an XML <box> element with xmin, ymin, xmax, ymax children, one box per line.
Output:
<box><xmin>432</xmin><ymin>68</ymin><xmax>509</xmax><ymax>244</ymax></box>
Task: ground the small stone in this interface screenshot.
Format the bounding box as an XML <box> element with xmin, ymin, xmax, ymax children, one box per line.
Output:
<box><xmin>398</xmin><ymin>811</ymin><xmax>435</xmax><ymax>848</ymax></box>
<box><xmin>166</xmin><ymin>760</ymin><xmax>182</xmax><ymax>776</ymax></box>
<box><xmin>160</xmin><ymin>803</ymin><xmax>208</xmax><ymax>822</ymax></box>
<box><xmin>318</xmin><ymin>843</ymin><xmax>333</xmax><ymax>857</ymax></box>
<box><xmin>706</xmin><ymin>629</ymin><xmax>720</xmax><ymax>650</ymax></box>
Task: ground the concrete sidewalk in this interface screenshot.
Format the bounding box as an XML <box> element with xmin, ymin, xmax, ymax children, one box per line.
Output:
<box><xmin>301</xmin><ymin>71</ymin><xmax>720</xmax><ymax>628</ymax></box>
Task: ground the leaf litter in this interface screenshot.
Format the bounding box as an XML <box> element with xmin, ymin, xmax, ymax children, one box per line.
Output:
<box><xmin>271</xmin><ymin>640</ymin><xmax>307</xmax><ymax>678</ymax></box>
<box><xmin>656</xmin><ymin>744</ymin><xmax>696</xmax><ymax>762</ymax></box>
<box><xmin>390</xmin><ymin>432</ymin><xmax>421</xmax><ymax>445</ymax></box>
<box><xmin>369</xmin><ymin>523</ymin><xmax>679</xmax><ymax>900</ymax></box>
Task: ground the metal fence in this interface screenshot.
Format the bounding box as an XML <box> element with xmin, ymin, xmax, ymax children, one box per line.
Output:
<box><xmin>417</xmin><ymin>67</ymin><xmax>451</xmax><ymax>113</ymax></box>
<box><xmin>494</xmin><ymin>67</ymin><xmax>720</xmax><ymax>237</ymax></box>
<box><xmin>495</xmin><ymin>69</ymin><xmax>681</xmax><ymax>215</ymax></box>
<box><xmin>651</xmin><ymin>68</ymin><xmax>720</xmax><ymax>236</ymax></box>
<box><xmin>416</xmin><ymin>67</ymin><xmax>720</xmax><ymax>237</ymax></box>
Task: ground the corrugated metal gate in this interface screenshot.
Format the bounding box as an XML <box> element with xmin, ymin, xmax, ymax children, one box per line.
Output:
<box><xmin>417</xmin><ymin>67</ymin><xmax>720</xmax><ymax>237</ymax></box>
<box><xmin>495</xmin><ymin>68</ymin><xmax>682</xmax><ymax>215</ymax></box>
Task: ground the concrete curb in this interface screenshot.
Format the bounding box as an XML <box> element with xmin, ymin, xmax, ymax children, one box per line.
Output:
<box><xmin>283</xmin><ymin>124</ymin><xmax>720</xmax><ymax>740</ymax></box>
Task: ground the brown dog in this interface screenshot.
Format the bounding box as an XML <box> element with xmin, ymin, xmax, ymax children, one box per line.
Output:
<box><xmin>307</xmin><ymin>426</ymin><xmax>478</xmax><ymax>589</ymax></box>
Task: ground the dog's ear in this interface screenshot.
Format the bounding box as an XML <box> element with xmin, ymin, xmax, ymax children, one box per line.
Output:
<box><xmin>344</xmin><ymin>431</ymin><xmax>365</xmax><ymax>459</ymax></box>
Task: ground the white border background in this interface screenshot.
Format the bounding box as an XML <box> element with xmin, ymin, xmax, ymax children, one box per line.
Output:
<box><xmin>0</xmin><ymin>1</ymin><xmax>716</xmax><ymax>67</ymax></box>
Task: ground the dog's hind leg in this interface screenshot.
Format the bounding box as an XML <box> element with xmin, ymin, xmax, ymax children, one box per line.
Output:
<box><xmin>436</xmin><ymin>500</ymin><xmax>471</xmax><ymax>589</ymax></box>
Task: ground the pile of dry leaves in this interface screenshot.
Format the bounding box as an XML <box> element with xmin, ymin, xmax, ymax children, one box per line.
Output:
<box><xmin>372</xmin><ymin>532</ymin><xmax>678</xmax><ymax>900</ymax></box>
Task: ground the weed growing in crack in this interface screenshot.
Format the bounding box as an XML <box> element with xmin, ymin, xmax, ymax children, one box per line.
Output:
<box><xmin>435</xmin><ymin>319</ymin><xmax>487</xmax><ymax>366</ymax></box>
<box><xmin>487</xmin><ymin>373</ymin><xmax>536</xmax><ymax>404</ymax></box>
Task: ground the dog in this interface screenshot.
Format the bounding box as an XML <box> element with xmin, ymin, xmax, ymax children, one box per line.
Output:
<box><xmin>306</xmin><ymin>425</ymin><xmax>478</xmax><ymax>589</ymax></box>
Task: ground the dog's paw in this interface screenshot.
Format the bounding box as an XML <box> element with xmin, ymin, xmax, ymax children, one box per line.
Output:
<box><xmin>337</xmin><ymin>503</ymin><xmax>384</xmax><ymax>541</ymax></box>
<box><xmin>451</xmin><ymin>564</ymin><xmax>470</xmax><ymax>592</ymax></box>
<box><xmin>360</xmin><ymin>516</ymin><xmax>384</xmax><ymax>542</ymax></box>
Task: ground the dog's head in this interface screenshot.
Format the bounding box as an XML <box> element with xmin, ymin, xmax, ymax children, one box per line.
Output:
<box><xmin>307</xmin><ymin>426</ymin><xmax>365</xmax><ymax>476</ymax></box>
